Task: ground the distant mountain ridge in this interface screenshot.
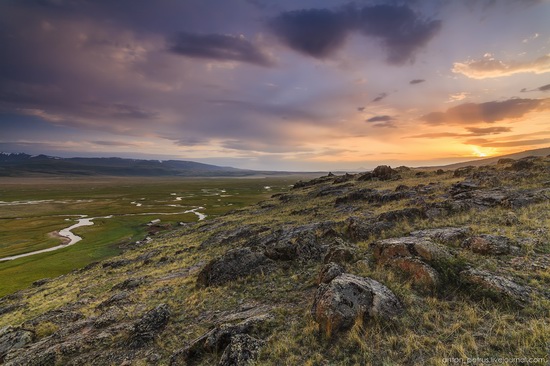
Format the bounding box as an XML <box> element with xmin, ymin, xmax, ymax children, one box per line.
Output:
<box><xmin>0</xmin><ymin>153</ymin><xmax>254</xmax><ymax>177</ymax></box>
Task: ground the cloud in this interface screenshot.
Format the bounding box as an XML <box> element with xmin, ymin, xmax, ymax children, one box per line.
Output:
<box><xmin>452</xmin><ymin>54</ymin><xmax>550</xmax><ymax>79</ymax></box>
<box><xmin>356</xmin><ymin>5</ymin><xmax>441</xmax><ymax>64</ymax></box>
<box><xmin>269</xmin><ymin>4</ymin><xmax>441</xmax><ymax>64</ymax></box>
<box><xmin>169</xmin><ymin>32</ymin><xmax>273</xmax><ymax>66</ymax></box>
<box><xmin>372</xmin><ymin>93</ymin><xmax>388</xmax><ymax>102</ymax></box>
<box><xmin>366</xmin><ymin>115</ymin><xmax>394</xmax><ymax>122</ymax></box>
<box><xmin>408</xmin><ymin>126</ymin><xmax>511</xmax><ymax>139</ymax></box>
<box><xmin>268</xmin><ymin>8</ymin><xmax>350</xmax><ymax>58</ymax></box>
<box><xmin>538</xmin><ymin>84</ymin><xmax>550</xmax><ymax>92</ymax></box>
<box><xmin>421</xmin><ymin>98</ymin><xmax>549</xmax><ymax>125</ymax></box>
<box><xmin>357</xmin><ymin>106</ymin><xmax>365</xmax><ymax>111</ymax></box>
<box><xmin>409</xmin><ymin>79</ymin><xmax>425</xmax><ymax>85</ymax></box>
<box><xmin>446</xmin><ymin>92</ymin><xmax>469</xmax><ymax>103</ymax></box>
<box><xmin>464</xmin><ymin>127</ymin><xmax>512</xmax><ymax>135</ymax></box>
<box><xmin>465</xmin><ymin>137</ymin><xmax>550</xmax><ymax>148</ymax></box>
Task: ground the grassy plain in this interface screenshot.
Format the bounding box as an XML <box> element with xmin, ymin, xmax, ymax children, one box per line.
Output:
<box><xmin>0</xmin><ymin>175</ymin><xmax>300</xmax><ymax>296</ymax></box>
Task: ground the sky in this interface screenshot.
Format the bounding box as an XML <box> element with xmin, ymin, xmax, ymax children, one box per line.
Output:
<box><xmin>0</xmin><ymin>0</ymin><xmax>549</xmax><ymax>171</ymax></box>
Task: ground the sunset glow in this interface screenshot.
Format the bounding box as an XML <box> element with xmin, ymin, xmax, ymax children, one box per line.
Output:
<box><xmin>1</xmin><ymin>1</ymin><xmax>549</xmax><ymax>170</ymax></box>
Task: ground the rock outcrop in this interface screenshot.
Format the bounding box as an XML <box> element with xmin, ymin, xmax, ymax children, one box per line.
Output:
<box><xmin>311</xmin><ymin>273</ymin><xmax>403</xmax><ymax>336</ymax></box>
<box><xmin>197</xmin><ymin>248</ymin><xmax>274</xmax><ymax>287</ymax></box>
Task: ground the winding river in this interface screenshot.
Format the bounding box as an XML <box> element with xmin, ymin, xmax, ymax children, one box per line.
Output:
<box><xmin>0</xmin><ymin>208</ymin><xmax>206</xmax><ymax>262</ymax></box>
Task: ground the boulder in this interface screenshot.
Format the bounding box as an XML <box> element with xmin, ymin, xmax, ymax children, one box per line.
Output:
<box><xmin>218</xmin><ymin>334</ymin><xmax>264</xmax><ymax>366</ymax></box>
<box><xmin>386</xmin><ymin>257</ymin><xmax>439</xmax><ymax>289</ymax></box>
<box><xmin>371</xmin><ymin>237</ymin><xmax>451</xmax><ymax>264</ymax></box>
<box><xmin>197</xmin><ymin>248</ymin><xmax>274</xmax><ymax>287</ymax></box>
<box><xmin>462</xmin><ymin>235</ymin><xmax>515</xmax><ymax>255</ymax></box>
<box><xmin>129</xmin><ymin>304</ymin><xmax>170</xmax><ymax>348</ymax></box>
<box><xmin>311</xmin><ymin>274</ymin><xmax>403</xmax><ymax>336</ymax></box>
<box><xmin>262</xmin><ymin>223</ymin><xmax>337</xmax><ymax>262</ymax></box>
<box><xmin>460</xmin><ymin>269</ymin><xmax>531</xmax><ymax>304</ymax></box>
<box><xmin>372</xmin><ymin>165</ymin><xmax>398</xmax><ymax>180</ymax></box>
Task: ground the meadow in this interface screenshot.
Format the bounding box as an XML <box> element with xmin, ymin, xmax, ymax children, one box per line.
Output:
<box><xmin>0</xmin><ymin>175</ymin><xmax>300</xmax><ymax>296</ymax></box>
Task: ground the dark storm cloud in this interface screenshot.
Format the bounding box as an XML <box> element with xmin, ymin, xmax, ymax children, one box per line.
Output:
<box><xmin>421</xmin><ymin>98</ymin><xmax>549</xmax><ymax>125</ymax></box>
<box><xmin>372</xmin><ymin>93</ymin><xmax>388</xmax><ymax>102</ymax></box>
<box><xmin>366</xmin><ymin>115</ymin><xmax>394</xmax><ymax>122</ymax></box>
<box><xmin>169</xmin><ymin>32</ymin><xmax>273</xmax><ymax>66</ymax></box>
<box><xmin>409</xmin><ymin>79</ymin><xmax>425</xmax><ymax>85</ymax></box>
<box><xmin>268</xmin><ymin>8</ymin><xmax>350</xmax><ymax>58</ymax></box>
<box><xmin>356</xmin><ymin>5</ymin><xmax>441</xmax><ymax>64</ymax></box>
<box><xmin>269</xmin><ymin>4</ymin><xmax>441</xmax><ymax>64</ymax></box>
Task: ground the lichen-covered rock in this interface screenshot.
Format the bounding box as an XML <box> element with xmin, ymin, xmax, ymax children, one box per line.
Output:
<box><xmin>410</xmin><ymin>227</ymin><xmax>472</xmax><ymax>244</ymax></box>
<box><xmin>317</xmin><ymin>262</ymin><xmax>344</xmax><ymax>284</ymax></box>
<box><xmin>324</xmin><ymin>239</ymin><xmax>356</xmax><ymax>264</ymax></box>
<box><xmin>170</xmin><ymin>314</ymin><xmax>272</xmax><ymax>365</ymax></box>
<box><xmin>371</xmin><ymin>237</ymin><xmax>451</xmax><ymax>264</ymax></box>
<box><xmin>462</xmin><ymin>235</ymin><xmax>515</xmax><ymax>255</ymax></box>
<box><xmin>344</xmin><ymin>216</ymin><xmax>395</xmax><ymax>241</ymax></box>
<box><xmin>197</xmin><ymin>248</ymin><xmax>274</xmax><ymax>286</ymax></box>
<box><xmin>376</xmin><ymin>207</ymin><xmax>426</xmax><ymax>223</ymax></box>
<box><xmin>0</xmin><ymin>326</ymin><xmax>34</xmax><ymax>362</ymax></box>
<box><xmin>311</xmin><ymin>274</ymin><xmax>403</xmax><ymax>336</ymax></box>
<box><xmin>372</xmin><ymin>165</ymin><xmax>398</xmax><ymax>180</ymax></box>
<box><xmin>129</xmin><ymin>304</ymin><xmax>170</xmax><ymax>348</ymax></box>
<box><xmin>460</xmin><ymin>269</ymin><xmax>531</xmax><ymax>304</ymax></box>
<box><xmin>217</xmin><ymin>334</ymin><xmax>264</xmax><ymax>366</ymax></box>
<box><xmin>262</xmin><ymin>222</ymin><xmax>337</xmax><ymax>262</ymax></box>
<box><xmin>387</xmin><ymin>257</ymin><xmax>440</xmax><ymax>289</ymax></box>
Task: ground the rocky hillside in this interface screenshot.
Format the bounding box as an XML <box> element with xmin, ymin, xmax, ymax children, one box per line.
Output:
<box><xmin>1</xmin><ymin>157</ymin><xmax>549</xmax><ymax>365</ymax></box>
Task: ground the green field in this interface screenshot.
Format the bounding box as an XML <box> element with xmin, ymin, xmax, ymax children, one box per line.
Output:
<box><xmin>0</xmin><ymin>176</ymin><xmax>302</xmax><ymax>297</ymax></box>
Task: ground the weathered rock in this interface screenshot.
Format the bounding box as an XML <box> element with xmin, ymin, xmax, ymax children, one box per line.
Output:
<box><xmin>197</xmin><ymin>248</ymin><xmax>274</xmax><ymax>287</ymax></box>
<box><xmin>462</xmin><ymin>235</ymin><xmax>515</xmax><ymax>255</ymax></box>
<box><xmin>317</xmin><ymin>262</ymin><xmax>344</xmax><ymax>284</ymax></box>
<box><xmin>460</xmin><ymin>269</ymin><xmax>531</xmax><ymax>304</ymax></box>
<box><xmin>372</xmin><ymin>165</ymin><xmax>398</xmax><ymax>180</ymax></box>
<box><xmin>111</xmin><ymin>277</ymin><xmax>146</xmax><ymax>291</ymax></box>
<box><xmin>371</xmin><ymin>237</ymin><xmax>451</xmax><ymax>264</ymax></box>
<box><xmin>510</xmin><ymin>159</ymin><xmax>534</xmax><ymax>171</ymax></box>
<box><xmin>497</xmin><ymin>158</ymin><xmax>515</xmax><ymax>164</ymax></box>
<box><xmin>102</xmin><ymin>259</ymin><xmax>132</xmax><ymax>269</ymax></box>
<box><xmin>97</xmin><ymin>291</ymin><xmax>129</xmax><ymax>309</ymax></box>
<box><xmin>32</xmin><ymin>278</ymin><xmax>51</xmax><ymax>287</ymax></box>
<box><xmin>323</xmin><ymin>239</ymin><xmax>356</xmax><ymax>264</ymax></box>
<box><xmin>410</xmin><ymin>227</ymin><xmax>472</xmax><ymax>244</ymax></box>
<box><xmin>333</xmin><ymin>173</ymin><xmax>355</xmax><ymax>184</ymax></box>
<box><xmin>170</xmin><ymin>314</ymin><xmax>272</xmax><ymax>365</ymax></box>
<box><xmin>200</xmin><ymin>225</ymin><xmax>269</xmax><ymax>249</ymax></box>
<box><xmin>218</xmin><ymin>334</ymin><xmax>264</xmax><ymax>366</ymax></box>
<box><xmin>0</xmin><ymin>326</ymin><xmax>34</xmax><ymax>362</ymax></box>
<box><xmin>376</xmin><ymin>207</ymin><xmax>426</xmax><ymax>222</ymax></box>
<box><xmin>450</xmin><ymin>180</ymin><xmax>480</xmax><ymax>196</ymax></box>
<box><xmin>344</xmin><ymin>216</ymin><xmax>394</xmax><ymax>241</ymax></box>
<box><xmin>262</xmin><ymin>223</ymin><xmax>337</xmax><ymax>262</ymax></box>
<box><xmin>129</xmin><ymin>303</ymin><xmax>170</xmax><ymax>348</ymax></box>
<box><xmin>386</xmin><ymin>257</ymin><xmax>439</xmax><ymax>289</ymax></box>
<box><xmin>453</xmin><ymin>166</ymin><xmax>475</xmax><ymax>177</ymax></box>
<box><xmin>311</xmin><ymin>274</ymin><xmax>403</xmax><ymax>336</ymax></box>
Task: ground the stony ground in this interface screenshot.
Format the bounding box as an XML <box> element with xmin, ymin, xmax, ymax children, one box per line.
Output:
<box><xmin>1</xmin><ymin>156</ymin><xmax>549</xmax><ymax>365</ymax></box>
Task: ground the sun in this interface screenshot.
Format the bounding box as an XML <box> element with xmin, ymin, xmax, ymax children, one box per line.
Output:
<box><xmin>471</xmin><ymin>147</ymin><xmax>497</xmax><ymax>158</ymax></box>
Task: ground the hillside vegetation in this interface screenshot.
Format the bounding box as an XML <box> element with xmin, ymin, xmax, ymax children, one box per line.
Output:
<box><xmin>0</xmin><ymin>156</ymin><xmax>549</xmax><ymax>365</ymax></box>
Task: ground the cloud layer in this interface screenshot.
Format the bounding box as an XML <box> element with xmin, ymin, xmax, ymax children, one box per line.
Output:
<box><xmin>422</xmin><ymin>98</ymin><xmax>549</xmax><ymax>125</ymax></box>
